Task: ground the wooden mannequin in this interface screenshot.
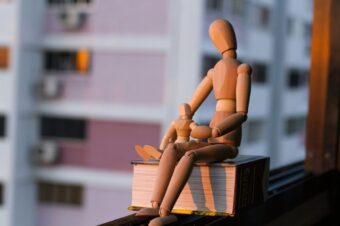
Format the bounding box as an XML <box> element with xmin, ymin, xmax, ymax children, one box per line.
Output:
<box><xmin>136</xmin><ymin>19</ymin><xmax>252</xmax><ymax>226</ymax></box>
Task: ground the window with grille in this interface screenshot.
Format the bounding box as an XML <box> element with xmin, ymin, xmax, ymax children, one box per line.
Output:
<box><xmin>38</xmin><ymin>181</ymin><xmax>83</xmax><ymax>205</ymax></box>
<box><xmin>44</xmin><ymin>49</ymin><xmax>91</xmax><ymax>73</ymax></box>
<box><xmin>0</xmin><ymin>115</ymin><xmax>6</xmax><ymax>138</ymax></box>
<box><xmin>48</xmin><ymin>0</ymin><xmax>91</xmax><ymax>5</ymax></box>
<box><xmin>252</xmin><ymin>63</ymin><xmax>268</xmax><ymax>84</ymax></box>
<box><xmin>0</xmin><ymin>183</ymin><xmax>3</xmax><ymax>205</ymax></box>
<box><xmin>40</xmin><ymin>116</ymin><xmax>87</xmax><ymax>140</ymax></box>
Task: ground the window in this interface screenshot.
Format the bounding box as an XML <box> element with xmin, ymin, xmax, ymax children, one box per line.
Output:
<box><xmin>287</xmin><ymin>17</ymin><xmax>294</xmax><ymax>36</ymax></box>
<box><xmin>287</xmin><ymin>69</ymin><xmax>309</xmax><ymax>88</ymax></box>
<box><xmin>304</xmin><ymin>22</ymin><xmax>312</xmax><ymax>55</ymax></box>
<box><xmin>0</xmin><ymin>46</ymin><xmax>9</xmax><ymax>69</ymax></box>
<box><xmin>202</xmin><ymin>55</ymin><xmax>219</xmax><ymax>77</ymax></box>
<box><xmin>252</xmin><ymin>63</ymin><xmax>268</xmax><ymax>83</ymax></box>
<box><xmin>48</xmin><ymin>0</ymin><xmax>91</xmax><ymax>5</ymax></box>
<box><xmin>206</xmin><ymin>0</ymin><xmax>223</xmax><ymax>11</ymax></box>
<box><xmin>38</xmin><ymin>181</ymin><xmax>83</xmax><ymax>205</ymax></box>
<box><xmin>304</xmin><ymin>22</ymin><xmax>312</xmax><ymax>39</ymax></box>
<box><xmin>0</xmin><ymin>183</ymin><xmax>3</xmax><ymax>205</ymax></box>
<box><xmin>245</xmin><ymin>120</ymin><xmax>265</xmax><ymax>143</ymax></box>
<box><xmin>287</xmin><ymin>69</ymin><xmax>300</xmax><ymax>88</ymax></box>
<box><xmin>259</xmin><ymin>6</ymin><xmax>270</xmax><ymax>28</ymax></box>
<box><xmin>40</xmin><ymin>116</ymin><xmax>87</xmax><ymax>140</ymax></box>
<box><xmin>285</xmin><ymin>116</ymin><xmax>306</xmax><ymax>136</ymax></box>
<box><xmin>44</xmin><ymin>49</ymin><xmax>91</xmax><ymax>73</ymax></box>
<box><xmin>0</xmin><ymin>115</ymin><xmax>6</xmax><ymax>138</ymax></box>
<box><xmin>231</xmin><ymin>0</ymin><xmax>246</xmax><ymax>17</ymax></box>
<box><xmin>252</xmin><ymin>5</ymin><xmax>271</xmax><ymax>29</ymax></box>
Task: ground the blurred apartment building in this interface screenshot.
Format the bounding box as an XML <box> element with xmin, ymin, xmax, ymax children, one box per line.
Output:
<box><xmin>0</xmin><ymin>0</ymin><xmax>312</xmax><ymax>226</ymax></box>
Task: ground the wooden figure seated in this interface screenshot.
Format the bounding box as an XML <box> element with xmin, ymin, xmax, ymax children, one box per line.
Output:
<box><xmin>135</xmin><ymin>103</ymin><xmax>202</xmax><ymax>160</ymax></box>
<box><xmin>133</xmin><ymin>18</ymin><xmax>253</xmax><ymax>226</ymax></box>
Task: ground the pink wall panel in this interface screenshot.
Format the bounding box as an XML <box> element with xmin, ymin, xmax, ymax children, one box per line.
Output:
<box><xmin>58</xmin><ymin>120</ymin><xmax>160</xmax><ymax>171</ymax></box>
<box><xmin>58</xmin><ymin>141</ymin><xmax>87</xmax><ymax>166</ymax></box>
<box><xmin>86</xmin><ymin>120</ymin><xmax>160</xmax><ymax>171</ymax></box>
<box><xmin>45</xmin><ymin>0</ymin><xmax>168</xmax><ymax>35</ymax></box>
<box><xmin>37</xmin><ymin>204</ymin><xmax>84</xmax><ymax>226</ymax></box>
<box><xmin>59</xmin><ymin>75</ymin><xmax>92</xmax><ymax>100</ymax></box>
<box><xmin>53</xmin><ymin>52</ymin><xmax>165</xmax><ymax>105</ymax></box>
<box><xmin>88</xmin><ymin>53</ymin><xmax>165</xmax><ymax>104</ymax></box>
<box><xmin>83</xmin><ymin>187</ymin><xmax>131</xmax><ymax>224</ymax></box>
<box><xmin>91</xmin><ymin>0</ymin><xmax>168</xmax><ymax>35</ymax></box>
<box><xmin>37</xmin><ymin>187</ymin><xmax>131</xmax><ymax>226</ymax></box>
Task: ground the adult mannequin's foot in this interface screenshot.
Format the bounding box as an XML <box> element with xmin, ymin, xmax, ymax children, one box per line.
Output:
<box><xmin>136</xmin><ymin>207</ymin><xmax>160</xmax><ymax>217</ymax></box>
<box><xmin>148</xmin><ymin>215</ymin><xmax>178</xmax><ymax>226</ymax></box>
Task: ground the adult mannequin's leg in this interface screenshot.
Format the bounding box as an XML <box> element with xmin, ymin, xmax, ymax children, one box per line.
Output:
<box><xmin>136</xmin><ymin>143</ymin><xmax>179</xmax><ymax>216</ymax></box>
<box><xmin>150</xmin><ymin>143</ymin><xmax>179</xmax><ymax>206</ymax></box>
<box><xmin>150</xmin><ymin>141</ymin><xmax>208</xmax><ymax>207</ymax></box>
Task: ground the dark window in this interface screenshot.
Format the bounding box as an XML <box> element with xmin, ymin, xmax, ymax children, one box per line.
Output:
<box><xmin>0</xmin><ymin>115</ymin><xmax>6</xmax><ymax>138</ymax></box>
<box><xmin>45</xmin><ymin>51</ymin><xmax>76</xmax><ymax>72</ymax></box>
<box><xmin>40</xmin><ymin>116</ymin><xmax>87</xmax><ymax>140</ymax></box>
<box><xmin>252</xmin><ymin>5</ymin><xmax>271</xmax><ymax>29</ymax></box>
<box><xmin>259</xmin><ymin>6</ymin><xmax>270</xmax><ymax>28</ymax></box>
<box><xmin>202</xmin><ymin>55</ymin><xmax>219</xmax><ymax>77</ymax></box>
<box><xmin>245</xmin><ymin>120</ymin><xmax>265</xmax><ymax>143</ymax></box>
<box><xmin>287</xmin><ymin>17</ymin><xmax>294</xmax><ymax>35</ymax></box>
<box><xmin>287</xmin><ymin>69</ymin><xmax>309</xmax><ymax>88</ymax></box>
<box><xmin>288</xmin><ymin>69</ymin><xmax>300</xmax><ymax>88</ymax></box>
<box><xmin>231</xmin><ymin>0</ymin><xmax>246</xmax><ymax>17</ymax></box>
<box><xmin>250</xmin><ymin>5</ymin><xmax>271</xmax><ymax>29</ymax></box>
<box><xmin>252</xmin><ymin>63</ymin><xmax>267</xmax><ymax>83</ymax></box>
<box><xmin>44</xmin><ymin>49</ymin><xmax>91</xmax><ymax>73</ymax></box>
<box><xmin>38</xmin><ymin>181</ymin><xmax>83</xmax><ymax>205</ymax></box>
<box><xmin>0</xmin><ymin>183</ymin><xmax>3</xmax><ymax>205</ymax></box>
<box><xmin>206</xmin><ymin>0</ymin><xmax>223</xmax><ymax>11</ymax></box>
<box><xmin>304</xmin><ymin>23</ymin><xmax>312</xmax><ymax>55</ymax></box>
<box><xmin>304</xmin><ymin>22</ymin><xmax>312</xmax><ymax>39</ymax></box>
<box><xmin>286</xmin><ymin>116</ymin><xmax>306</xmax><ymax>136</ymax></box>
<box><xmin>0</xmin><ymin>46</ymin><xmax>9</xmax><ymax>69</ymax></box>
<box><xmin>48</xmin><ymin>0</ymin><xmax>91</xmax><ymax>5</ymax></box>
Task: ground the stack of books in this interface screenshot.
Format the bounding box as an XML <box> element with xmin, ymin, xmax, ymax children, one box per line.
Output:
<box><xmin>129</xmin><ymin>155</ymin><xmax>269</xmax><ymax>216</ymax></box>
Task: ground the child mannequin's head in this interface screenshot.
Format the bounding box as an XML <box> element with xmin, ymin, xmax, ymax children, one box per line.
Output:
<box><xmin>179</xmin><ymin>103</ymin><xmax>192</xmax><ymax>119</ymax></box>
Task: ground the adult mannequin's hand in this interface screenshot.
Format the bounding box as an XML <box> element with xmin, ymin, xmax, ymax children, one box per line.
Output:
<box><xmin>191</xmin><ymin>126</ymin><xmax>212</xmax><ymax>139</ymax></box>
<box><xmin>212</xmin><ymin>127</ymin><xmax>222</xmax><ymax>138</ymax></box>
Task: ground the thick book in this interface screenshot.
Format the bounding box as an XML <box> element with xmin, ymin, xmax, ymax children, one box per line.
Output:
<box><xmin>129</xmin><ymin>155</ymin><xmax>269</xmax><ymax>216</ymax></box>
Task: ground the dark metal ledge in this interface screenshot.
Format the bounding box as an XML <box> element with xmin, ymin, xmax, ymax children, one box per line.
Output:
<box><xmin>100</xmin><ymin>162</ymin><xmax>340</xmax><ymax>226</ymax></box>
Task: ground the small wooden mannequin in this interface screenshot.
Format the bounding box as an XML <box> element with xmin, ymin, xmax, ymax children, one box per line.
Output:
<box><xmin>135</xmin><ymin>103</ymin><xmax>200</xmax><ymax>160</ymax></box>
<box><xmin>136</xmin><ymin>19</ymin><xmax>252</xmax><ymax>226</ymax></box>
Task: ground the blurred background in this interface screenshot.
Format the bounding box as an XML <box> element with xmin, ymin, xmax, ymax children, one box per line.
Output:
<box><xmin>0</xmin><ymin>0</ymin><xmax>312</xmax><ymax>225</ymax></box>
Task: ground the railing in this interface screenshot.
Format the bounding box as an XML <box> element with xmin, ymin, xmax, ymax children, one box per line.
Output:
<box><xmin>99</xmin><ymin>161</ymin><xmax>339</xmax><ymax>226</ymax></box>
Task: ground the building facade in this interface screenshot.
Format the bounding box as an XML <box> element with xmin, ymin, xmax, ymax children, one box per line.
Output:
<box><xmin>0</xmin><ymin>0</ymin><xmax>312</xmax><ymax>226</ymax></box>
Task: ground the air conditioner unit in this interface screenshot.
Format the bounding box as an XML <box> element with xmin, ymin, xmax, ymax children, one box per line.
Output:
<box><xmin>37</xmin><ymin>76</ymin><xmax>63</xmax><ymax>99</ymax></box>
<box><xmin>58</xmin><ymin>7</ymin><xmax>88</xmax><ymax>30</ymax></box>
<box><xmin>32</xmin><ymin>141</ymin><xmax>59</xmax><ymax>165</ymax></box>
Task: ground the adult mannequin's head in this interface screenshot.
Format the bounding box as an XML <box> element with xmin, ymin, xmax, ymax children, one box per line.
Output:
<box><xmin>209</xmin><ymin>19</ymin><xmax>237</xmax><ymax>56</ymax></box>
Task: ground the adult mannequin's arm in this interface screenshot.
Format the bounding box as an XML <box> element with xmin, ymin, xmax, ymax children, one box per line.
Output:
<box><xmin>188</xmin><ymin>69</ymin><xmax>214</xmax><ymax>115</ymax></box>
<box><xmin>212</xmin><ymin>64</ymin><xmax>252</xmax><ymax>137</ymax></box>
